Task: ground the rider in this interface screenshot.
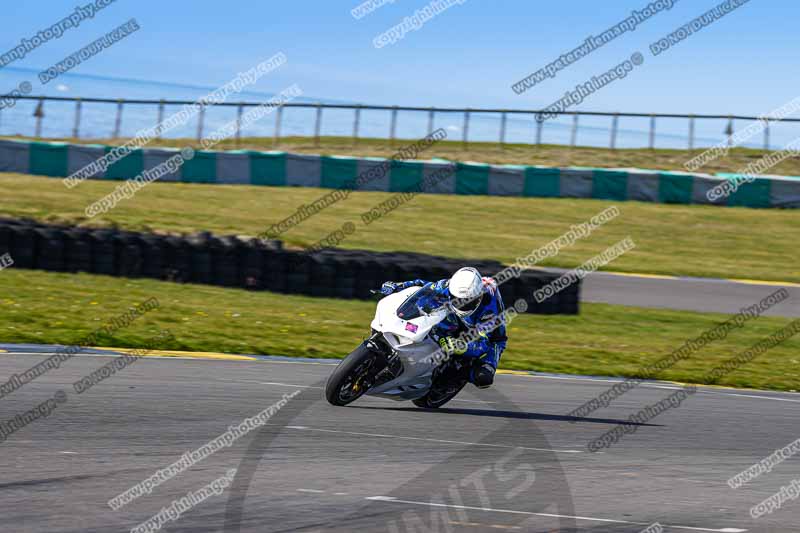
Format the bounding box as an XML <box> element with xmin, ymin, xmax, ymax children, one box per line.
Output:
<box><xmin>380</xmin><ymin>267</ymin><xmax>507</xmax><ymax>389</ymax></box>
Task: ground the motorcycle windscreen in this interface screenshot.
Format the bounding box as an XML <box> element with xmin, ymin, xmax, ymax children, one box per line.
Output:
<box><xmin>396</xmin><ymin>284</ymin><xmax>448</xmax><ymax>320</ymax></box>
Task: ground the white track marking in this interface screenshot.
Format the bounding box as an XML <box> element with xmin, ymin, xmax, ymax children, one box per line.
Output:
<box><xmin>0</xmin><ymin>352</ymin><xmax>221</xmax><ymax>362</ymax></box>
<box><xmin>4</xmin><ymin>351</ymin><xmax>799</xmax><ymax>402</ymax></box>
<box><xmin>364</xmin><ymin>496</ymin><xmax>747</xmax><ymax>533</ymax></box>
<box><xmin>294</xmin><ymin>489</ymin><xmax>349</xmax><ymax>496</ymax></box>
<box><xmin>272</xmin><ymin>372</ymin><xmax>798</xmax><ymax>405</ymax></box>
<box><xmin>249</xmin><ymin>359</ymin><xmax>336</xmax><ymax>366</ymax></box>
<box><xmin>283</xmin><ymin>426</ymin><xmax>582</xmax><ymax>453</ymax></box>
<box><xmin>260</xmin><ymin>382</ymin><xmax>323</xmax><ymax>389</ymax></box>
<box><xmin>450</xmin><ymin>521</ymin><xmax>521</xmax><ymax>530</ymax></box>
<box><xmin>504</xmin><ymin>374</ymin><xmax>622</xmax><ymax>384</ymax></box>
<box><xmin>700</xmin><ymin>391</ymin><xmax>800</xmax><ymax>403</ymax></box>
<box><xmin>500</xmin><ymin>372</ymin><xmax>800</xmax><ymax>401</ymax></box>
<box><xmin>259</xmin><ymin>382</ymin><xmax>492</xmax><ymax>403</ymax></box>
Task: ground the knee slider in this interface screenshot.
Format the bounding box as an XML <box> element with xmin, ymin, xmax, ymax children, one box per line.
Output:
<box><xmin>473</xmin><ymin>364</ymin><xmax>495</xmax><ymax>388</ymax></box>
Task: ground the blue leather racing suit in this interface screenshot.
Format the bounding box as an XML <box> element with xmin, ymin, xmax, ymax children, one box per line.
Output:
<box><xmin>384</xmin><ymin>277</ymin><xmax>507</xmax><ymax>373</ymax></box>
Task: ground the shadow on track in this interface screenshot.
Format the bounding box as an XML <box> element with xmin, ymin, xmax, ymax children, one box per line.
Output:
<box><xmin>349</xmin><ymin>405</ymin><xmax>663</xmax><ymax>426</ymax></box>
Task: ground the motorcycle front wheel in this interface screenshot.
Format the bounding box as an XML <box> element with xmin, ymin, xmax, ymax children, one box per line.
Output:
<box><xmin>325</xmin><ymin>344</ymin><xmax>377</xmax><ymax>406</ymax></box>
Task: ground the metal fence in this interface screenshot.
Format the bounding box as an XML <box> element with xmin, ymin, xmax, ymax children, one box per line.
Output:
<box><xmin>4</xmin><ymin>94</ymin><xmax>800</xmax><ymax>151</ymax></box>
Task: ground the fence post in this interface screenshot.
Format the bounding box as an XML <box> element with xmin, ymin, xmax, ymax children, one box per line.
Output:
<box><xmin>725</xmin><ymin>116</ymin><xmax>734</xmax><ymax>148</ymax></box>
<box><xmin>34</xmin><ymin>98</ymin><xmax>44</xmax><ymax>138</ymax></box>
<box><xmin>499</xmin><ymin>111</ymin><xmax>507</xmax><ymax>147</ymax></box>
<box><xmin>156</xmin><ymin>99</ymin><xmax>165</xmax><ymax>140</ymax></box>
<box><xmin>314</xmin><ymin>102</ymin><xmax>322</xmax><ymax>147</ymax></box>
<box><xmin>235</xmin><ymin>104</ymin><xmax>244</xmax><ymax>148</ymax></box>
<box><xmin>72</xmin><ymin>98</ymin><xmax>82</xmax><ymax>139</ymax></box>
<box><xmin>273</xmin><ymin>104</ymin><xmax>283</xmax><ymax>147</ymax></box>
<box><xmin>463</xmin><ymin>109</ymin><xmax>470</xmax><ymax>150</ymax></box>
<box><xmin>535</xmin><ymin>115</ymin><xmax>543</xmax><ymax>145</ymax></box>
<box><xmin>610</xmin><ymin>113</ymin><xmax>619</xmax><ymax>149</ymax></box>
<box><xmin>352</xmin><ymin>105</ymin><xmax>361</xmax><ymax>147</ymax></box>
<box><xmin>29</xmin><ymin>96</ymin><xmax>779</xmax><ymax>153</ymax></box>
<box><xmin>649</xmin><ymin>114</ymin><xmax>656</xmax><ymax>150</ymax></box>
<box><xmin>389</xmin><ymin>106</ymin><xmax>398</xmax><ymax>148</ymax></box>
<box><xmin>196</xmin><ymin>103</ymin><xmax>205</xmax><ymax>142</ymax></box>
<box><xmin>570</xmin><ymin>114</ymin><xmax>578</xmax><ymax>147</ymax></box>
<box><xmin>113</xmin><ymin>99</ymin><xmax>123</xmax><ymax>139</ymax></box>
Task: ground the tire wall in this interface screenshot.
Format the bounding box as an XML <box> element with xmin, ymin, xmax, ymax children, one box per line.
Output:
<box><xmin>0</xmin><ymin>218</ymin><xmax>579</xmax><ymax>314</ymax></box>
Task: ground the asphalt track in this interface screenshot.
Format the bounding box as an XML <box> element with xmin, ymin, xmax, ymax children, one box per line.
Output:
<box><xmin>532</xmin><ymin>269</ymin><xmax>800</xmax><ymax>318</ymax></box>
<box><xmin>1</xmin><ymin>346</ymin><xmax>799</xmax><ymax>532</ymax></box>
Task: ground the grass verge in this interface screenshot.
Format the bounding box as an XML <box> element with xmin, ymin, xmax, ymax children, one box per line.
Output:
<box><xmin>2</xmin><ymin>172</ymin><xmax>799</xmax><ymax>283</ymax></box>
<box><xmin>1</xmin><ymin>269</ymin><xmax>798</xmax><ymax>391</ymax></box>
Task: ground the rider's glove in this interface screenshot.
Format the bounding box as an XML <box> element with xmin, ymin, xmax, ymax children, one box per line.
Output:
<box><xmin>380</xmin><ymin>281</ymin><xmax>400</xmax><ymax>295</ymax></box>
<box><xmin>439</xmin><ymin>337</ymin><xmax>467</xmax><ymax>355</ymax></box>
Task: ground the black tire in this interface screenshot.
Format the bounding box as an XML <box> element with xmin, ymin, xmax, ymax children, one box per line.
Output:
<box><xmin>412</xmin><ymin>377</ymin><xmax>467</xmax><ymax>409</ymax></box>
<box><xmin>325</xmin><ymin>344</ymin><xmax>378</xmax><ymax>406</ymax></box>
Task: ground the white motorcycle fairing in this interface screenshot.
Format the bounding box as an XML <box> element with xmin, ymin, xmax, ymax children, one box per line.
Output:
<box><xmin>367</xmin><ymin>286</ymin><xmax>448</xmax><ymax>401</ymax></box>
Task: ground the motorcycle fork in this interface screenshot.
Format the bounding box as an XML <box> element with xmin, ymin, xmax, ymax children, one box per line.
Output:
<box><xmin>364</xmin><ymin>333</ymin><xmax>403</xmax><ymax>387</ymax></box>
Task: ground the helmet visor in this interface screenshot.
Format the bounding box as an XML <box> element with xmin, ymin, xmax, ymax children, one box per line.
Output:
<box><xmin>451</xmin><ymin>294</ymin><xmax>481</xmax><ymax>316</ymax></box>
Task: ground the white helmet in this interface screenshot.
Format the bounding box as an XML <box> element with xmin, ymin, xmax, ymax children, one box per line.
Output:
<box><xmin>448</xmin><ymin>267</ymin><xmax>483</xmax><ymax>317</ymax></box>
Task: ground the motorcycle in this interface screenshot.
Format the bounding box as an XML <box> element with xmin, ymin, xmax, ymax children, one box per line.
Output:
<box><xmin>325</xmin><ymin>283</ymin><xmax>477</xmax><ymax>408</ymax></box>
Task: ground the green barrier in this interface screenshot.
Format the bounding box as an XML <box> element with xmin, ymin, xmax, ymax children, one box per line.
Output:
<box><xmin>658</xmin><ymin>172</ymin><xmax>694</xmax><ymax>204</ymax></box>
<box><xmin>104</xmin><ymin>147</ymin><xmax>143</xmax><ymax>181</ymax></box>
<box><xmin>321</xmin><ymin>156</ymin><xmax>358</xmax><ymax>189</ymax></box>
<box><xmin>524</xmin><ymin>167</ymin><xmax>560</xmax><ymax>197</ymax></box>
<box><xmin>455</xmin><ymin>162</ymin><xmax>489</xmax><ymax>195</ymax></box>
<box><xmin>250</xmin><ymin>151</ymin><xmax>286</xmax><ymax>186</ymax></box>
<box><xmin>389</xmin><ymin>160</ymin><xmax>424</xmax><ymax>192</ymax></box>
<box><xmin>182</xmin><ymin>150</ymin><xmax>217</xmax><ymax>183</ymax></box>
<box><xmin>29</xmin><ymin>142</ymin><xmax>68</xmax><ymax>177</ymax></box>
<box><xmin>9</xmin><ymin>139</ymin><xmax>799</xmax><ymax>210</ymax></box>
<box><xmin>722</xmin><ymin>174</ymin><xmax>773</xmax><ymax>208</ymax></box>
<box><xmin>592</xmin><ymin>169</ymin><xmax>628</xmax><ymax>201</ymax></box>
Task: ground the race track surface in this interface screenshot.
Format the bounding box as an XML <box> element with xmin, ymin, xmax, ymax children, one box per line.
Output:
<box><xmin>1</xmin><ymin>351</ymin><xmax>798</xmax><ymax>532</ymax></box>
<box><xmin>546</xmin><ymin>269</ymin><xmax>800</xmax><ymax>318</ymax></box>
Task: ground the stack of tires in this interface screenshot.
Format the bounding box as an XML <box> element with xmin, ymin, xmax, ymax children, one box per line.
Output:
<box><xmin>279</xmin><ymin>248</ymin><xmax>579</xmax><ymax>315</ymax></box>
<box><xmin>0</xmin><ymin>217</ymin><xmax>579</xmax><ymax>314</ymax></box>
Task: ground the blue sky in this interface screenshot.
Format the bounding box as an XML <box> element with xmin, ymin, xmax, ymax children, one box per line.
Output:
<box><xmin>0</xmin><ymin>0</ymin><xmax>796</xmax><ymax>116</ymax></box>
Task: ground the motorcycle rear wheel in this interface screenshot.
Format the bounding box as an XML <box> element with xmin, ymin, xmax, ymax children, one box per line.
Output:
<box><xmin>412</xmin><ymin>377</ymin><xmax>467</xmax><ymax>409</ymax></box>
<box><xmin>325</xmin><ymin>344</ymin><xmax>377</xmax><ymax>406</ymax></box>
